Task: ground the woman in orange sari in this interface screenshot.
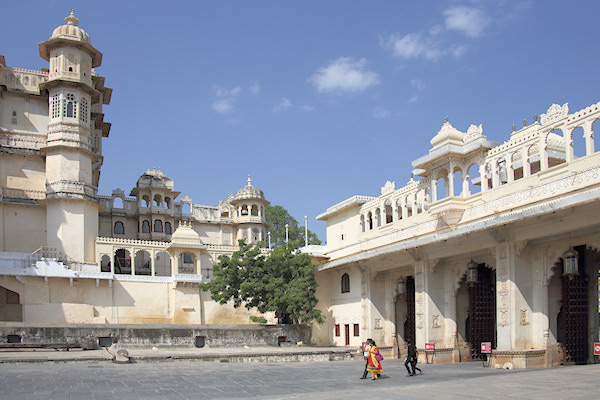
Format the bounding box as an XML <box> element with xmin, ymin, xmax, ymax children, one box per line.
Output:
<box><xmin>366</xmin><ymin>338</ymin><xmax>382</xmax><ymax>380</ymax></box>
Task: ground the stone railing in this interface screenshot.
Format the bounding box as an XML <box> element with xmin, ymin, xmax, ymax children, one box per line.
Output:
<box><xmin>232</xmin><ymin>215</ymin><xmax>264</xmax><ymax>224</ymax></box>
<box><xmin>323</xmin><ymin>155</ymin><xmax>600</xmax><ymax>263</ymax></box>
<box><xmin>46</xmin><ymin>180</ymin><xmax>97</xmax><ymax>200</ymax></box>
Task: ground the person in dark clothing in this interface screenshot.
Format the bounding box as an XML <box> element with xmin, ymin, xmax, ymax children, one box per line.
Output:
<box><xmin>405</xmin><ymin>340</ymin><xmax>417</xmax><ymax>376</ymax></box>
<box><xmin>360</xmin><ymin>340</ymin><xmax>371</xmax><ymax>379</ymax></box>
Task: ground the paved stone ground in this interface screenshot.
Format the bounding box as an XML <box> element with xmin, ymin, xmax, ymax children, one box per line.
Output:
<box><xmin>0</xmin><ymin>357</ymin><xmax>598</xmax><ymax>400</ymax></box>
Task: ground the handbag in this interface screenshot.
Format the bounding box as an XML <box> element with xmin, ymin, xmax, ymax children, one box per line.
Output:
<box><xmin>375</xmin><ymin>352</ymin><xmax>383</xmax><ymax>361</ymax></box>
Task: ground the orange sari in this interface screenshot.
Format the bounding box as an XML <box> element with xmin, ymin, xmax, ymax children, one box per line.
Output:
<box><xmin>366</xmin><ymin>346</ymin><xmax>382</xmax><ymax>376</ymax></box>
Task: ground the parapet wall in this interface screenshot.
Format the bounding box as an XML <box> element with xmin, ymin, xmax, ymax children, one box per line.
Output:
<box><xmin>0</xmin><ymin>323</ymin><xmax>311</xmax><ymax>350</ymax></box>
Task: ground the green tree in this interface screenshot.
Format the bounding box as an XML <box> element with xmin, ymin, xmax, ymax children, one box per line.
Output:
<box><xmin>200</xmin><ymin>239</ymin><xmax>324</xmax><ymax>325</ymax></box>
<box><xmin>265</xmin><ymin>205</ymin><xmax>321</xmax><ymax>248</ymax></box>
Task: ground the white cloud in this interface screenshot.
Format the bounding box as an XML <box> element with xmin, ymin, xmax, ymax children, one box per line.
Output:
<box><xmin>383</xmin><ymin>33</ymin><xmax>441</xmax><ymax>61</ymax></box>
<box><xmin>373</xmin><ymin>107</ymin><xmax>391</xmax><ymax>118</ymax></box>
<box><xmin>308</xmin><ymin>57</ymin><xmax>380</xmax><ymax>94</ymax></box>
<box><xmin>408</xmin><ymin>96</ymin><xmax>420</xmax><ymax>104</ymax></box>
<box><xmin>249</xmin><ymin>80</ymin><xmax>261</xmax><ymax>96</ymax></box>
<box><xmin>273</xmin><ymin>97</ymin><xmax>292</xmax><ymax>112</ymax></box>
<box><xmin>212</xmin><ymin>85</ymin><xmax>242</xmax><ymax>114</ymax></box>
<box><xmin>301</xmin><ymin>105</ymin><xmax>315</xmax><ymax>112</ymax></box>
<box><xmin>443</xmin><ymin>6</ymin><xmax>490</xmax><ymax>37</ymax></box>
<box><xmin>411</xmin><ymin>79</ymin><xmax>425</xmax><ymax>91</ymax></box>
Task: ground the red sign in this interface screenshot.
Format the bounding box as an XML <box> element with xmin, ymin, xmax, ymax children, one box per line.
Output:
<box><xmin>594</xmin><ymin>342</ymin><xmax>600</xmax><ymax>356</ymax></box>
<box><xmin>425</xmin><ymin>342</ymin><xmax>435</xmax><ymax>352</ymax></box>
<box><xmin>481</xmin><ymin>342</ymin><xmax>492</xmax><ymax>354</ymax></box>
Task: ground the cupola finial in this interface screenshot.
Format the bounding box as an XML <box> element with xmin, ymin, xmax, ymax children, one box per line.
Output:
<box><xmin>247</xmin><ymin>174</ymin><xmax>251</xmax><ymax>186</ymax></box>
<box><xmin>65</xmin><ymin>9</ymin><xmax>79</xmax><ymax>26</ymax></box>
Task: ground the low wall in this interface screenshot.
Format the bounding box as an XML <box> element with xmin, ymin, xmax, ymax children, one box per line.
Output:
<box><xmin>0</xmin><ymin>323</ymin><xmax>312</xmax><ymax>349</ymax></box>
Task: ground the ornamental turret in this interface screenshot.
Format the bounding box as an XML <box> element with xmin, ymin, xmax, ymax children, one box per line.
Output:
<box><xmin>39</xmin><ymin>11</ymin><xmax>112</xmax><ymax>262</ymax></box>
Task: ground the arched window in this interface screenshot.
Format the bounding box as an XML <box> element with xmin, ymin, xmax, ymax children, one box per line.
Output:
<box><xmin>64</xmin><ymin>93</ymin><xmax>76</xmax><ymax>118</ymax></box>
<box><xmin>154</xmin><ymin>219</ymin><xmax>163</xmax><ymax>233</ymax></box>
<box><xmin>341</xmin><ymin>273</ymin><xmax>350</xmax><ymax>293</ymax></box>
<box><xmin>165</xmin><ymin>222</ymin><xmax>172</xmax><ymax>235</ymax></box>
<box><xmin>142</xmin><ymin>220</ymin><xmax>150</xmax><ymax>233</ymax></box>
<box><xmin>114</xmin><ymin>221</ymin><xmax>125</xmax><ymax>235</ymax></box>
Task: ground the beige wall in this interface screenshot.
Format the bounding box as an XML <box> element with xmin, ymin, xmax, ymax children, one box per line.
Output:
<box><xmin>2</xmin><ymin>204</ymin><xmax>46</xmax><ymax>252</ymax></box>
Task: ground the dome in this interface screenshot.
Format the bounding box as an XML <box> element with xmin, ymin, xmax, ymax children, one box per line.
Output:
<box><xmin>135</xmin><ymin>168</ymin><xmax>174</xmax><ymax>190</ymax></box>
<box><xmin>51</xmin><ymin>10</ymin><xmax>90</xmax><ymax>43</ymax></box>
<box><xmin>234</xmin><ymin>176</ymin><xmax>265</xmax><ymax>201</ymax></box>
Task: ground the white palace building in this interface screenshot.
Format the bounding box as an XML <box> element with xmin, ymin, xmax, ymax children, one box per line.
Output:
<box><xmin>309</xmin><ymin>101</ymin><xmax>600</xmax><ymax>368</ymax></box>
<box><xmin>0</xmin><ymin>12</ymin><xmax>270</xmax><ymax>326</ymax></box>
<box><xmin>1</xmin><ymin>11</ymin><xmax>600</xmax><ymax>368</ymax></box>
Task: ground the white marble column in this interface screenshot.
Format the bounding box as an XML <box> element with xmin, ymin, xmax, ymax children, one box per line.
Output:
<box><xmin>496</xmin><ymin>241</ymin><xmax>513</xmax><ymax>351</ymax></box>
<box><xmin>583</xmin><ymin>121</ymin><xmax>595</xmax><ymax>156</ymax></box>
<box><xmin>562</xmin><ymin>127</ymin><xmax>575</xmax><ymax>162</ymax></box>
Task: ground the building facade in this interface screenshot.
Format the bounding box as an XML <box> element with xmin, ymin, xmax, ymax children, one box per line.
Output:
<box><xmin>0</xmin><ymin>12</ymin><xmax>270</xmax><ymax>325</ymax></box>
<box><xmin>310</xmin><ymin>102</ymin><xmax>600</xmax><ymax>368</ymax></box>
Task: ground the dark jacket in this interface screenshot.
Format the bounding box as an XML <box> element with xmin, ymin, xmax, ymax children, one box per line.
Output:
<box><xmin>407</xmin><ymin>342</ymin><xmax>417</xmax><ymax>359</ymax></box>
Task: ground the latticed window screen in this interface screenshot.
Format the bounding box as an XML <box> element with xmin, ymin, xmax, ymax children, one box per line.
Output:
<box><xmin>51</xmin><ymin>94</ymin><xmax>60</xmax><ymax>118</ymax></box>
<box><xmin>80</xmin><ymin>97</ymin><xmax>88</xmax><ymax>123</ymax></box>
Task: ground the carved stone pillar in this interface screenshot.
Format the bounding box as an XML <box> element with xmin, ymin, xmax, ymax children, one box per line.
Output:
<box><xmin>562</xmin><ymin>126</ymin><xmax>575</xmax><ymax>162</ymax></box>
<box><xmin>414</xmin><ymin>260</ymin><xmax>426</xmax><ymax>349</ymax></box>
<box><xmin>531</xmin><ymin>245</ymin><xmax>549</xmax><ymax>350</ymax></box>
<box><xmin>479</xmin><ymin>164</ymin><xmax>487</xmax><ymax>192</ymax></box>
<box><xmin>522</xmin><ymin>148</ymin><xmax>530</xmax><ymax>178</ymax></box>
<box><xmin>491</xmin><ymin>158</ymin><xmax>499</xmax><ymax>188</ymax></box>
<box><xmin>583</xmin><ymin>120</ymin><xmax>595</xmax><ymax>156</ymax></box>
<box><xmin>505</xmin><ymin>156</ymin><xmax>514</xmax><ymax>183</ymax></box>
<box><xmin>496</xmin><ymin>241</ymin><xmax>513</xmax><ymax>351</ymax></box>
<box><xmin>358</xmin><ymin>264</ymin><xmax>371</xmax><ymax>336</ymax></box>
<box><xmin>444</xmin><ymin>265</ymin><xmax>458</xmax><ymax>355</ymax></box>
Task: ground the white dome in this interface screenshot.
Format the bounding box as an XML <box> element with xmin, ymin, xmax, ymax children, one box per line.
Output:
<box><xmin>234</xmin><ymin>176</ymin><xmax>265</xmax><ymax>201</ymax></box>
<box><xmin>51</xmin><ymin>10</ymin><xmax>90</xmax><ymax>43</ymax></box>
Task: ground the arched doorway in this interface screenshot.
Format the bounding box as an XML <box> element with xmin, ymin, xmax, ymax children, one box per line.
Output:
<box><xmin>395</xmin><ymin>276</ymin><xmax>415</xmax><ymax>351</ymax></box>
<box><xmin>553</xmin><ymin>245</ymin><xmax>599</xmax><ymax>365</ymax></box>
<box><xmin>467</xmin><ymin>264</ymin><xmax>496</xmax><ymax>360</ymax></box>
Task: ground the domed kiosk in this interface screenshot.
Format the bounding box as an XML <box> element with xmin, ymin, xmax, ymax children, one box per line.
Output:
<box><xmin>230</xmin><ymin>176</ymin><xmax>269</xmax><ymax>244</ymax></box>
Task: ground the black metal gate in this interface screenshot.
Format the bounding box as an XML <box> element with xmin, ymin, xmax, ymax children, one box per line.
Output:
<box><xmin>468</xmin><ymin>264</ymin><xmax>496</xmax><ymax>360</ymax></box>
<box><xmin>405</xmin><ymin>276</ymin><xmax>416</xmax><ymax>344</ymax></box>
<box><xmin>561</xmin><ymin>245</ymin><xmax>588</xmax><ymax>364</ymax></box>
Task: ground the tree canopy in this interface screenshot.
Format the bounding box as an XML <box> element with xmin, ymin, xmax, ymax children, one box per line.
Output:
<box><xmin>265</xmin><ymin>205</ymin><xmax>321</xmax><ymax>248</ymax></box>
<box><xmin>200</xmin><ymin>239</ymin><xmax>324</xmax><ymax>325</ymax></box>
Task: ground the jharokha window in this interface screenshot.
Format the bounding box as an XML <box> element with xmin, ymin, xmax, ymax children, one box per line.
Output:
<box><xmin>114</xmin><ymin>221</ymin><xmax>124</xmax><ymax>235</ymax></box>
<box><xmin>341</xmin><ymin>273</ymin><xmax>350</xmax><ymax>293</ymax></box>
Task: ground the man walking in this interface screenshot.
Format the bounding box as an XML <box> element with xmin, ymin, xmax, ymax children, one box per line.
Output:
<box><xmin>405</xmin><ymin>340</ymin><xmax>417</xmax><ymax>376</ymax></box>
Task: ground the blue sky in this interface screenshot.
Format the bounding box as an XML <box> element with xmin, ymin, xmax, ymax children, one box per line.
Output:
<box><xmin>2</xmin><ymin>1</ymin><xmax>599</xmax><ymax>242</ymax></box>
